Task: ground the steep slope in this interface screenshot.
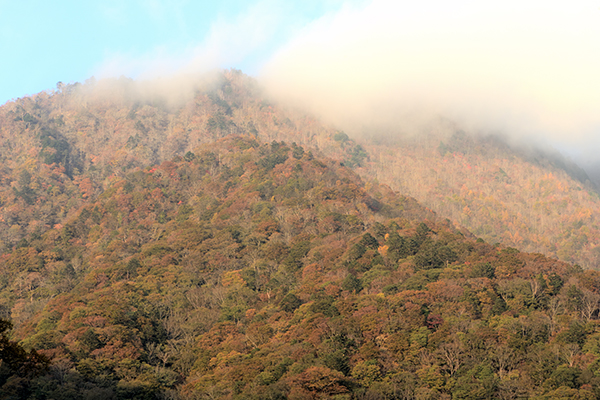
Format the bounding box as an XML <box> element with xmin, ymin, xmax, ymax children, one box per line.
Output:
<box><xmin>0</xmin><ymin>72</ymin><xmax>336</xmax><ymax>256</ymax></box>
<box><xmin>2</xmin><ymin>136</ymin><xmax>600</xmax><ymax>399</ymax></box>
<box><xmin>361</xmin><ymin>130</ymin><xmax>600</xmax><ymax>268</ymax></box>
<box><xmin>1</xmin><ymin>70</ymin><xmax>599</xmax><ymax>270</ymax></box>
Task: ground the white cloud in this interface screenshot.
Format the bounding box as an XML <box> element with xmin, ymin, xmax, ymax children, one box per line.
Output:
<box><xmin>260</xmin><ymin>0</ymin><xmax>600</xmax><ymax>151</ymax></box>
<box><xmin>180</xmin><ymin>0</ymin><xmax>285</xmax><ymax>75</ymax></box>
<box><xmin>94</xmin><ymin>0</ymin><xmax>287</xmax><ymax>81</ymax></box>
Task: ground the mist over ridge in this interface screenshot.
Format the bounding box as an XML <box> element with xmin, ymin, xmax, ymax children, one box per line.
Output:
<box><xmin>259</xmin><ymin>0</ymin><xmax>600</xmax><ymax>177</ymax></box>
<box><xmin>3</xmin><ymin>0</ymin><xmax>600</xmax><ymax>269</ymax></box>
<box><xmin>7</xmin><ymin>3</ymin><xmax>600</xmax><ymax>398</ymax></box>
<box><xmin>37</xmin><ymin>0</ymin><xmax>599</xmax><ymax>180</ymax></box>
<box><xmin>50</xmin><ymin>63</ymin><xmax>600</xmax><ymax>190</ymax></box>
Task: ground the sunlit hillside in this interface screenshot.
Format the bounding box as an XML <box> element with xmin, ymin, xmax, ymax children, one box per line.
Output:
<box><xmin>361</xmin><ymin>131</ymin><xmax>600</xmax><ymax>269</ymax></box>
<box><xmin>2</xmin><ymin>71</ymin><xmax>599</xmax><ymax>271</ymax></box>
<box><xmin>2</xmin><ymin>134</ymin><xmax>600</xmax><ymax>399</ymax></box>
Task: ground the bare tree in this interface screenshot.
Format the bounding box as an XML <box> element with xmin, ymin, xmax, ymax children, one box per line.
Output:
<box><xmin>491</xmin><ymin>344</ymin><xmax>516</xmax><ymax>378</ymax></box>
<box><xmin>546</xmin><ymin>297</ymin><xmax>563</xmax><ymax>334</ymax></box>
<box><xmin>581</xmin><ymin>288</ymin><xmax>600</xmax><ymax>322</ymax></box>
<box><xmin>436</xmin><ymin>340</ymin><xmax>463</xmax><ymax>376</ymax></box>
<box><xmin>561</xmin><ymin>343</ymin><xmax>581</xmax><ymax>367</ymax></box>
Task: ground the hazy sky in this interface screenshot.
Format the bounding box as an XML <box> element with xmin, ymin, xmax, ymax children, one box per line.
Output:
<box><xmin>1</xmin><ymin>0</ymin><xmax>599</xmax><ymax>161</ymax></box>
<box><xmin>262</xmin><ymin>1</ymin><xmax>600</xmax><ymax>158</ymax></box>
<box><xmin>0</xmin><ymin>0</ymin><xmax>350</xmax><ymax>104</ymax></box>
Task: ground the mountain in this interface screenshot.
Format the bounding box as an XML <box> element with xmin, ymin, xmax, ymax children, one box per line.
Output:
<box><xmin>1</xmin><ymin>71</ymin><xmax>600</xmax><ymax>398</ymax></box>
<box><xmin>361</xmin><ymin>129</ymin><xmax>600</xmax><ymax>268</ymax></box>
<box><xmin>1</xmin><ymin>134</ymin><xmax>599</xmax><ymax>399</ymax></box>
<box><xmin>2</xmin><ymin>70</ymin><xmax>599</xmax><ymax>270</ymax></box>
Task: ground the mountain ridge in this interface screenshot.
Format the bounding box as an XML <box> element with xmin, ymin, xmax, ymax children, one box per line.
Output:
<box><xmin>1</xmin><ymin>70</ymin><xmax>599</xmax><ymax>270</ymax></box>
<box><xmin>3</xmin><ymin>133</ymin><xmax>600</xmax><ymax>398</ymax></box>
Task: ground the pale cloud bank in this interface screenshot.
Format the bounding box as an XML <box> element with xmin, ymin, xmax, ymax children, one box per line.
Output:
<box><xmin>92</xmin><ymin>0</ymin><xmax>600</xmax><ymax>165</ymax></box>
<box><xmin>260</xmin><ymin>0</ymin><xmax>600</xmax><ymax>158</ymax></box>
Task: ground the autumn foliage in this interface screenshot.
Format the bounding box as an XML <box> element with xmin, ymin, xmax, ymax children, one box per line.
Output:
<box><xmin>1</xmin><ymin>72</ymin><xmax>600</xmax><ymax>398</ymax></box>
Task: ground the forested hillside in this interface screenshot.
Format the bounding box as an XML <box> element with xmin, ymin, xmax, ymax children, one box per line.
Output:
<box><xmin>363</xmin><ymin>131</ymin><xmax>600</xmax><ymax>268</ymax></box>
<box><xmin>2</xmin><ymin>71</ymin><xmax>600</xmax><ymax>399</ymax></box>
<box><xmin>1</xmin><ymin>70</ymin><xmax>599</xmax><ymax>269</ymax></box>
<box><xmin>1</xmin><ymin>136</ymin><xmax>600</xmax><ymax>399</ymax></box>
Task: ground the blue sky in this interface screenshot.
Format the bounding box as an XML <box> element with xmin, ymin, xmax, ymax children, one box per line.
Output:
<box><xmin>0</xmin><ymin>0</ymin><xmax>350</xmax><ymax>104</ymax></box>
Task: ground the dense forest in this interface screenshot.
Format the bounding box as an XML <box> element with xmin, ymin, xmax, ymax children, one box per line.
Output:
<box><xmin>1</xmin><ymin>136</ymin><xmax>600</xmax><ymax>399</ymax></box>
<box><xmin>1</xmin><ymin>71</ymin><xmax>599</xmax><ymax>269</ymax></box>
<box><xmin>1</xmin><ymin>71</ymin><xmax>600</xmax><ymax>399</ymax></box>
<box><xmin>363</xmin><ymin>131</ymin><xmax>600</xmax><ymax>268</ymax></box>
